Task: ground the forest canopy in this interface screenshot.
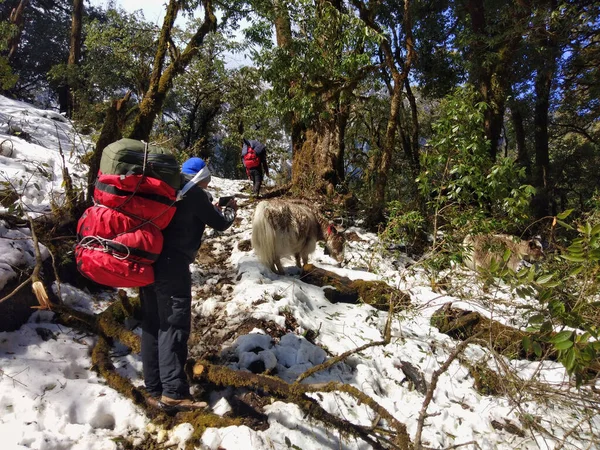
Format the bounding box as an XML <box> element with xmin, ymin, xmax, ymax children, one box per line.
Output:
<box><xmin>0</xmin><ymin>0</ymin><xmax>597</xmax><ymax>226</ymax></box>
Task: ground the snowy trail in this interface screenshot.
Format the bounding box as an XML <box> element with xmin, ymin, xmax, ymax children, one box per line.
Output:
<box><xmin>0</xmin><ymin>96</ymin><xmax>597</xmax><ymax>450</ymax></box>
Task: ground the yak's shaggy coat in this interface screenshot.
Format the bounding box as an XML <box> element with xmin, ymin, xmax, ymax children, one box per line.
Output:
<box><xmin>252</xmin><ymin>199</ymin><xmax>344</xmax><ymax>274</ymax></box>
<box><xmin>463</xmin><ymin>233</ymin><xmax>544</xmax><ymax>272</ymax></box>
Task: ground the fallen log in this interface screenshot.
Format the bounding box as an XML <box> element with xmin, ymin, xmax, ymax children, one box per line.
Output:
<box><xmin>192</xmin><ymin>360</ymin><xmax>412</xmax><ymax>449</ymax></box>
<box><xmin>53</xmin><ymin>293</ymin><xmax>141</xmax><ymax>353</ymax></box>
<box><xmin>431</xmin><ymin>303</ymin><xmax>600</xmax><ymax>378</ymax></box>
<box><xmin>53</xmin><ymin>290</ymin><xmax>413</xmax><ymax>449</ymax></box>
<box><xmin>300</xmin><ymin>264</ymin><xmax>411</xmax><ymax>311</ymax></box>
<box><xmin>431</xmin><ymin>303</ymin><xmax>549</xmax><ymax>360</ymax></box>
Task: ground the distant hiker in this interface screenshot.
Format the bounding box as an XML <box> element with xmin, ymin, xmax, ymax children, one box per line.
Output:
<box><xmin>140</xmin><ymin>157</ymin><xmax>237</xmax><ymax>412</ymax></box>
<box><xmin>242</xmin><ymin>138</ymin><xmax>269</xmax><ymax>197</ymax></box>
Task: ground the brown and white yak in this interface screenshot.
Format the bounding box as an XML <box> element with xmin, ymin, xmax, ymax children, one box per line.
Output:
<box><xmin>463</xmin><ymin>233</ymin><xmax>544</xmax><ymax>273</ymax></box>
<box><xmin>251</xmin><ymin>199</ymin><xmax>345</xmax><ymax>274</ymax></box>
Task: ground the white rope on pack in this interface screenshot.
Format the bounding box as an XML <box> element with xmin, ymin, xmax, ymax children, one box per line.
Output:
<box><xmin>141</xmin><ymin>140</ymin><xmax>149</xmax><ymax>173</ymax></box>
<box><xmin>79</xmin><ymin>235</ymin><xmax>131</xmax><ymax>260</ymax></box>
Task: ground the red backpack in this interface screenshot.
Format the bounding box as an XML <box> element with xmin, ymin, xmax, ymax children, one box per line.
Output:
<box><xmin>242</xmin><ymin>146</ymin><xmax>261</xmax><ymax>170</ymax></box>
<box><xmin>75</xmin><ymin>139</ymin><xmax>180</xmax><ymax>288</ymax></box>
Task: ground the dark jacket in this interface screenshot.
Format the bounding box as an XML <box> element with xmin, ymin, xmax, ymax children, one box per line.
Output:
<box><xmin>159</xmin><ymin>176</ymin><xmax>235</xmax><ymax>265</ymax></box>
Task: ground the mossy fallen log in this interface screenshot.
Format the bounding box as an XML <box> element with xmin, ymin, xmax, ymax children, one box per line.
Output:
<box><xmin>301</xmin><ymin>264</ymin><xmax>411</xmax><ymax>311</ymax></box>
<box><xmin>53</xmin><ymin>293</ymin><xmax>141</xmax><ymax>353</ymax></box>
<box><xmin>431</xmin><ymin>303</ymin><xmax>600</xmax><ymax>379</ymax></box>
<box><xmin>431</xmin><ymin>303</ymin><xmax>548</xmax><ymax>360</ymax></box>
<box><xmin>92</xmin><ymin>334</ymin><xmax>146</xmax><ymax>405</ymax></box>
<box><xmin>464</xmin><ymin>361</ymin><xmax>507</xmax><ymax>396</ymax></box>
<box><xmin>192</xmin><ymin>361</ymin><xmax>413</xmax><ymax>450</ymax></box>
<box><xmin>92</xmin><ymin>332</ymin><xmax>244</xmax><ymax>444</ymax></box>
<box><xmin>54</xmin><ymin>291</ymin><xmax>413</xmax><ymax>448</ymax></box>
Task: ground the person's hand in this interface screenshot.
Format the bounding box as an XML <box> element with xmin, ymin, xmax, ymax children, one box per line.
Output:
<box><xmin>226</xmin><ymin>198</ymin><xmax>238</xmax><ymax>212</ymax></box>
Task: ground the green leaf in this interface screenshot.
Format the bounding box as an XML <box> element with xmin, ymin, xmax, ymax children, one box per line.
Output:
<box><xmin>580</xmin><ymin>350</ymin><xmax>594</xmax><ymax>363</ymax></box>
<box><xmin>533</xmin><ymin>341</ymin><xmax>543</xmax><ymax>357</ymax></box>
<box><xmin>563</xmin><ymin>349</ymin><xmax>576</xmax><ymax>373</ymax></box>
<box><xmin>522</xmin><ymin>336</ymin><xmax>532</xmax><ymax>352</ymax></box>
<box><xmin>569</xmin><ymin>266</ymin><xmax>584</xmax><ymax>277</ymax></box>
<box><xmin>529</xmin><ymin>314</ymin><xmax>545</xmax><ymax>324</ymax></box>
<box><xmin>561</xmin><ymin>254</ymin><xmax>586</xmax><ymax>262</ymax></box>
<box><xmin>556</xmin><ymin>209</ymin><xmax>573</xmax><ymax>219</ymax></box>
<box><xmin>536</xmin><ymin>274</ymin><xmax>554</xmax><ymax>285</ymax></box>
<box><xmin>556</xmin><ymin>220</ymin><xmax>574</xmax><ymax>230</ymax></box>
<box><xmin>577</xmin><ymin>332</ymin><xmax>591</xmax><ymax>344</ymax></box>
<box><xmin>591</xmin><ymin>224</ymin><xmax>600</xmax><ymax>236</ymax></box>
<box><xmin>540</xmin><ymin>321</ymin><xmax>553</xmax><ymax>334</ymax></box>
<box><xmin>568</xmin><ymin>241</ymin><xmax>584</xmax><ymax>251</ymax></box>
<box><xmin>554</xmin><ymin>340</ymin><xmax>573</xmax><ymax>350</ymax></box>
<box><xmin>538</xmin><ymin>290</ymin><xmax>552</xmax><ymax>302</ymax></box>
<box><xmin>549</xmin><ymin>330</ymin><xmax>572</xmax><ymax>343</ymax></box>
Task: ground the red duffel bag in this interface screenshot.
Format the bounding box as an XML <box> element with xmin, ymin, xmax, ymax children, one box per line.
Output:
<box><xmin>75</xmin><ymin>205</ymin><xmax>164</xmax><ymax>287</ymax></box>
<box><xmin>75</xmin><ymin>139</ymin><xmax>180</xmax><ymax>288</ymax></box>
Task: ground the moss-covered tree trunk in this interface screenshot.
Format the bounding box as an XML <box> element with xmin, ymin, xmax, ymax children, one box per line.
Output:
<box><xmin>272</xmin><ymin>0</ymin><xmax>306</xmax><ymax>163</ymax></box>
<box><xmin>353</xmin><ymin>0</ymin><xmax>416</xmax><ymax>223</ymax></box>
<box><xmin>86</xmin><ymin>92</ymin><xmax>131</xmax><ymax>203</ymax></box>
<box><xmin>291</xmin><ymin>104</ymin><xmax>347</xmax><ymax>196</ymax></box>
<box><xmin>64</xmin><ymin>0</ymin><xmax>83</xmax><ymax>118</ymax></box>
<box><xmin>7</xmin><ymin>0</ymin><xmax>28</xmax><ymax>60</ymax></box>
<box><xmin>273</xmin><ymin>0</ymin><xmax>347</xmax><ymax>197</ymax></box>
<box><xmin>128</xmin><ymin>0</ymin><xmax>217</xmax><ymax>141</ymax></box>
<box><xmin>58</xmin><ymin>0</ymin><xmax>83</xmax><ymax>117</ymax></box>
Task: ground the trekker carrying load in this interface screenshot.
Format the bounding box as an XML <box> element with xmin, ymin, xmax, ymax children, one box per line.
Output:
<box><xmin>141</xmin><ymin>157</ymin><xmax>238</xmax><ymax>413</ymax></box>
<box><xmin>241</xmin><ymin>138</ymin><xmax>269</xmax><ymax>197</ymax></box>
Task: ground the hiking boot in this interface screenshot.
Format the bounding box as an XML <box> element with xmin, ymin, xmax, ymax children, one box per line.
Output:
<box><xmin>146</xmin><ymin>395</ymin><xmax>162</xmax><ymax>409</ymax></box>
<box><xmin>160</xmin><ymin>395</ymin><xmax>209</xmax><ymax>412</ymax></box>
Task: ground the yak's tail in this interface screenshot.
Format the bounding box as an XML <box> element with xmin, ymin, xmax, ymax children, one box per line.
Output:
<box><xmin>251</xmin><ymin>201</ymin><xmax>277</xmax><ymax>269</ymax></box>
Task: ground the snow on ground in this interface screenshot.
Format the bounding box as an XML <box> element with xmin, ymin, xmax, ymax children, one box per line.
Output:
<box><xmin>0</xmin><ymin>96</ymin><xmax>598</xmax><ymax>450</ymax></box>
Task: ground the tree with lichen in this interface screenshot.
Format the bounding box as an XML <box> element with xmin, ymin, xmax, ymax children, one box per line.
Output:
<box><xmin>253</xmin><ymin>0</ymin><xmax>380</xmax><ymax>197</ymax></box>
<box><xmin>128</xmin><ymin>0</ymin><xmax>217</xmax><ymax>141</ymax></box>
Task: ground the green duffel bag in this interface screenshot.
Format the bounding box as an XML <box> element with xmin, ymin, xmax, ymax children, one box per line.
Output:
<box><xmin>99</xmin><ymin>138</ymin><xmax>181</xmax><ymax>190</ymax></box>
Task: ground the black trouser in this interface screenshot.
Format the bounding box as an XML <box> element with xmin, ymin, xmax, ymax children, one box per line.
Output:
<box><xmin>248</xmin><ymin>168</ymin><xmax>263</xmax><ymax>195</ymax></box>
<box><xmin>140</xmin><ymin>256</ymin><xmax>192</xmax><ymax>400</ymax></box>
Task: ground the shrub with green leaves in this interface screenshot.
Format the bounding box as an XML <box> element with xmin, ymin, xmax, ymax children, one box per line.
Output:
<box><xmin>389</xmin><ymin>86</ymin><xmax>537</xmax><ymax>275</ymax></box>
<box><xmin>417</xmin><ymin>86</ymin><xmax>535</xmax><ymax>235</ymax></box>
<box><xmin>380</xmin><ymin>203</ymin><xmax>427</xmax><ymax>256</ymax></box>
<box><xmin>522</xmin><ymin>208</ymin><xmax>600</xmax><ymax>385</ymax></box>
